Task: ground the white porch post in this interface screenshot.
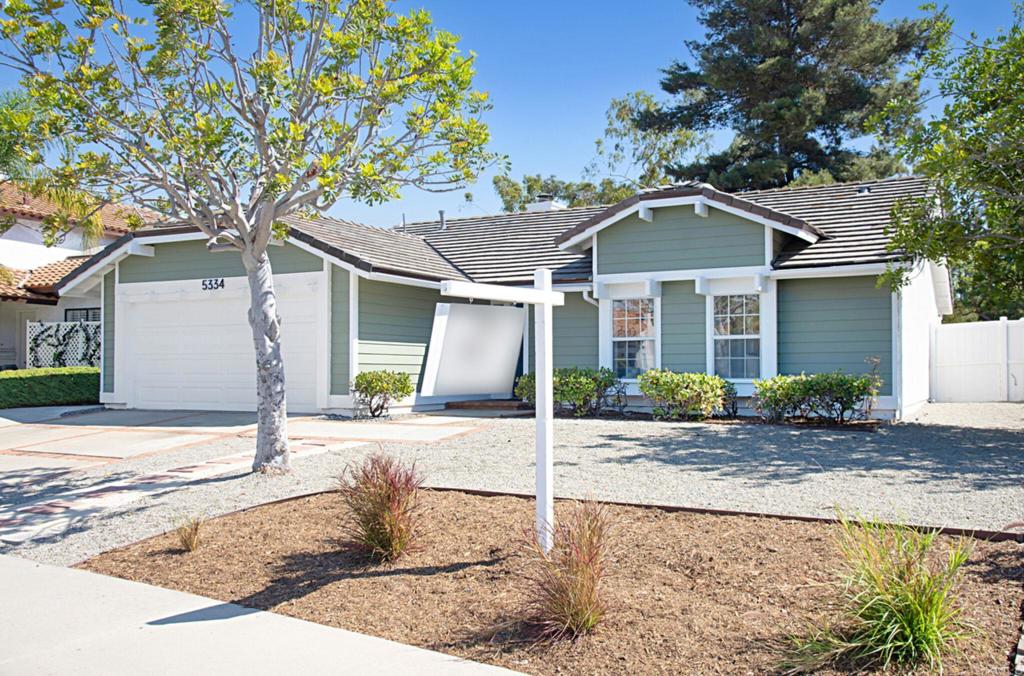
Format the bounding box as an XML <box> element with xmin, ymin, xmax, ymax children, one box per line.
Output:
<box><xmin>534</xmin><ymin>268</ymin><xmax>554</xmax><ymax>552</ymax></box>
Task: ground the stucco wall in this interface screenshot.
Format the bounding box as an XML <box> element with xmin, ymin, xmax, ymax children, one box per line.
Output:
<box><xmin>777</xmin><ymin>276</ymin><xmax>893</xmax><ymax>395</ymax></box>
<box><xmin>596</xmin><ymin>205</ymin><xmax>765</xmax><ymax>274</ymax></box>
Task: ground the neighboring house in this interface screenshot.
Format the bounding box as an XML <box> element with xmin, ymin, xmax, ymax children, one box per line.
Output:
<box><xmin>0</xmin><ymin>183</ymin><xmax>153</xmax><ymax>368</ymax></box>
<box><xmin>57</xmin><ymin>175</ymin><xmax>952</xmax><ymax>419</ymax></box>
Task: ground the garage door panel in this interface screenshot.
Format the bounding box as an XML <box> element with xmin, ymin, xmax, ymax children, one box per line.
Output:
<box><xmin>122</xmin><ymin>274</ymin><xmax>320</xmax><ymax>412</ymax></box>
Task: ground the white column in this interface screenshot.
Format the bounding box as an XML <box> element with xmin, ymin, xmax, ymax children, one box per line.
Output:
<box><xmin>534</xmin><ymin>268</ymin><xmax>554</xmax><ymax>552</ymax></box>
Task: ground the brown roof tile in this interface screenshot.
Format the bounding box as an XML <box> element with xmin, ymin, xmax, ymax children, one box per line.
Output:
<box><xmin>0</xmin><ymin>183</ymin><xmax>160</xmax><ymax>235</ymax></box>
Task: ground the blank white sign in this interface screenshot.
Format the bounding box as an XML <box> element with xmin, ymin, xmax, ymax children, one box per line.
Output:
<box><xmin>420</xmin><ymin>303</ymin><xmax>527</xmax><ymax>397</ymax></box>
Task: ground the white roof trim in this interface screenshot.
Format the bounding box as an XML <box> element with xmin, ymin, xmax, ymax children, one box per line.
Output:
<box><xmin>557</xmin><ymin>195</ymin><xmax>820</xmax><ymax>251</ymax></box>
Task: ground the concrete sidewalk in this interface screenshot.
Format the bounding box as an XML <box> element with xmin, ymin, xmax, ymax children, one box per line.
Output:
<box><xmin>0</xmin><ymin>556</ymin><xmax>518</xmax><ymax>675</ymax></box>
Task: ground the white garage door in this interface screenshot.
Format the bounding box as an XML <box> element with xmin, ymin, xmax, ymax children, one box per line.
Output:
<box><xmin>121</xmin><ymin>273</ymin><xmax>320</xmax><ymax>412</ymax></box>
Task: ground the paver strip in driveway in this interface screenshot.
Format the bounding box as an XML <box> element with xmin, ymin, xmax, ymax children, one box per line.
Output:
<box><xmin>0</xmin><ymin>410</ymin><xmax>495</xmax><ymax>545</ymax></box>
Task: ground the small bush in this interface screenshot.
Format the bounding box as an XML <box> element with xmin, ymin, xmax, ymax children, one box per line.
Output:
<box><xmin>751</xmin><ymin>374</ymin><xmax>810</xmax><ymax>422</ymax></box>
<box><xmin>525</xmin><ymin>500</ymin><xmax>613</xmax><ymax>640</ymax></box>
<box><xmin>514</xmin><ymin>367</ymin><xmax>625</xmax><ymax>417</ymax></box>
<box><xmin>804</xmin><ymin>371</ymin><xmax>881</xmax><ymax>424</ymax></box>
<box><xmin>0</xmin><ymin>366</ymin><xmax>99</xmax><ymax>409</ymax></box>
<box><xmin>716</xmin><ymin>379</ymin><xmax>739</xmax><ymax>418</ymax></box>
<box><xmin>784</xmin><ymin>516</ymin><xmax>971</xmax><ymax>673</ymax></box>
<box><xmin>351</xmin><ymin>370</ymin><xmax>415</xmax><ymax>418</ymax></box>
<box><xmin>637</xmin><ymin>369</ymin><xmax>727</xmax><ymax>420</ymax></box>
<box><xmin>175</xmin><ymin>515</ymin><xmax>205</xmax><ymax>553</ymax></box>
<box><xmin>339</xmin><ymin>453</ymin><xmax>422</xmax><ymax>562</ymax></box>
<box><xmin>752</xmin><ymin>371</ymin><xmax>881</xmax><ymax>424</ymax></box>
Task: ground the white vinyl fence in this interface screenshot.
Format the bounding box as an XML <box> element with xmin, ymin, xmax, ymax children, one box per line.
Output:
<box><xmin>26</xmin><ymin>321</ymin><xmax>101</xmax><ymax>368</ymax></box>
<box><xmin>930</xmin><ymin>317</ymin><xmax>1024</xmax><ymax>402</ymax></box>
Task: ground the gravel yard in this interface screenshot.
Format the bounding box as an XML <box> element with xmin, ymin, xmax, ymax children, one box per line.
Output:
<box><xmin>4</xmin><ymin>403</ymin><xmax>1021</xmax><ymax>566</ymax></box>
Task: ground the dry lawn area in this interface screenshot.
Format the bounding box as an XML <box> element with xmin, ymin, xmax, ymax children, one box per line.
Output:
<box><xmin>82</xmin><ymin>490</ymin><xmax>1023</xmax><ymax>675</ymax></box>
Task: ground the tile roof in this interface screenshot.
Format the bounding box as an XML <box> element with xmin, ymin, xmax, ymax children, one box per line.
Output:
<box><xmin>402</xmin><ymin>206</ymin><xmax>606</xmax><ymax>285</ymax></box>
<box><xmin>0</xmin><ymin>256</ymin><xmax>92</xmax><ymax>304</ymax></box>
<box><xmin>747</xmin><ymin>176</ymin><xmax>931</xmax><ymax>268</ymax></box>
<box><xmin>284</xmin><ymin>214</ymin><xmax>468</xmax><ymax>281</ymax></box>
<box><xmin>0</xmin><ymin>183</ymin><xmax>160</xmax><ymax>235</ymax></box>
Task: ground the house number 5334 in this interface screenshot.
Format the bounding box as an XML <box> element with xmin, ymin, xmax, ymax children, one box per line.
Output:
<box><xmin>201</xmin><ymin>278</ymin><xmax>225</xmax><ymax>290</ymax></box>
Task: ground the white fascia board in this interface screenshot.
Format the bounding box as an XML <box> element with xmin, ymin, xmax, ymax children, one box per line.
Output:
<box><xmin>770</xmin><ymin>262</ymin><xmax>898</xmax><ymax>279</ymax></box>
<box><xmin>440</xmin><ymin>279</ymin><xmax>565</xmax><ymax>306</ymax></box>
<box><xmin>133</xmin><ymin>231</ymin><xmax>207</xmax><ymax>245</ymax></box>
<box><xmin>595</xmin><ymin>265</ymin><xmax>769</xmax><ymax>285</ymax></box>
<box><xmin>557</xmin><ymin>195</ymin><xmax>819</xmax><ymax>250</ymax></box>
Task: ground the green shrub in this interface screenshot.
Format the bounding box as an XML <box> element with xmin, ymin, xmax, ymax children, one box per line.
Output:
<box><xmin>784</xmin><ymin>516</ymin><xmax>971</xmax><ymax>673</ymax></box>
<box><xmin>514</xmin><ymin>367</ymin><xmax>625</xmax><ymax>417</ymax></box>
<box><xmin>716</xmin><ymin>380</ymin><xmax>739</xmax><ymax>418</ymax></box>
<box><xmin>0</xmin><ymin>367</ymin><xmax>99</xmax><ymax>409</ymax></box>
<box><xmin>804</xmin><ymin>371</ymin><xmax>881</xmax><ymax>424</ymax></box>
<box><xmin>753</xmin><ymin>372</ymin><xmax>880</xmax><ymax>424</ymax></box>
<box><xmin>637</xmin><ymin>369</ymin><xmax>727</xmax><ymax>420</ymax></box>
<box><xmin>351</xmin><ymin>370</ymin><xmax>415</xmax><ymax>418</ymax></box>
<box><xmin>751</xmin><ymin>374</ymin><xmax>810</xmax><ymax>422</ymax></box>
<box><xmin>525</xmin><ymin>500</ymin><xmax>613</xmax><ymax>640</ymax></box>
<box><xmin>339</xmin><ymin>453</ymin><xmax>423</xmax><ymax>562</ymax></box>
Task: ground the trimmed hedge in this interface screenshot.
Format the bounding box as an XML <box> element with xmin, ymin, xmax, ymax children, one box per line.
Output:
<box><xmin>0</xmin><ymin>367</ymin><xmax>100</xmax><ymax>409</ymax></box>
<box><xmin>514</xmin><ymin>367</ymin><xmax>626</xmax><ymax>417</ymax></box>
<box><xmin>752</xmin><ymin>371</ymin><xmax>882</xmax><ymax>424</ymax></box>
<box><xmin>637</xmin><ymin>369</ymin><xmax>728</xmax><ymax>420</ymax></box>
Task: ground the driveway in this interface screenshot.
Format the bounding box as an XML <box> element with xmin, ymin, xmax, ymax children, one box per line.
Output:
<box><xmin>0</xmin><ymin>408</ymin><xmax>490</xmax><ymax>549</ymax></box>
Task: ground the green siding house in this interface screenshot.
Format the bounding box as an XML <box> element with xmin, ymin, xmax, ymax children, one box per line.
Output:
<box><xmin>56</xmin><ymin>176</ymin><xmax>951</xmax><ymax>419</ymax></box>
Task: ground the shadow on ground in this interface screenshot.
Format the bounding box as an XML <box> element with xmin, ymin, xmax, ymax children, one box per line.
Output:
<box><xmin>575</xmin><ymin>421</ymin><xmax>1023</xmax><ymax>489</ymax></box>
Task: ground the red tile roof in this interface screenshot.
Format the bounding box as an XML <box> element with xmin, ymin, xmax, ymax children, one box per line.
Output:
<box><xmin>0</xmin><ymin>255</ymin><xmax>92</xmax><ymax>304</ymax></box>
<box><xmin>0</xmin><ymin>183</ymin><xmax>160</xmax><ymax>235</ymax></box>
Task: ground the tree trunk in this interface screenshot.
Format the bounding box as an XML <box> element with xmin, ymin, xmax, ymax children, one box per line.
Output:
<box><xmin>243</xmin><ymin>248</ymin><xmax>290</xmax><ymax>472</ymax></box>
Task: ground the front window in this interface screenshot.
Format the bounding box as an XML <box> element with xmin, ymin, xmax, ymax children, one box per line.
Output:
<box><xmin>713</xmin><ymin>294</ymin><xmax>760</xmax><ymax>379</ymax></box>
<box><xmin>65</xmin><ymin>307</ymin><xmax>100</xmax><ymax>322</ymax></box>
<box><xmin>612</xmin><ymin>298</ymin><xmax>655</xmax><ymax>378</ymax></box>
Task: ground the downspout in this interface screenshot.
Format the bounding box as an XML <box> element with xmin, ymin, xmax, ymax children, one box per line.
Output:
<box><xmin>582</xmin><ymin>289</ymin><xmax>599</xmax><ymax>307</ymax></box>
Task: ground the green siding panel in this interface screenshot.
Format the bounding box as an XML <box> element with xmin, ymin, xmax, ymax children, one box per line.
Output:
<box><xmin>357</xmin><ymin>279</ymin><xmax>442</xmax><ymax>391</ymax></box>
<box><xmin>597</xmin><ymin>205</ymin><xmax>765</xmax><ymax>274</ymax></box>
<box><xmin>661</xmin><ymin>280</ymin><xmax>706</xmax><ymax>372</ymax></box>
<box><xmin>119</xmin><ymin>240</ymin><xmax>321</xmax><ymax>283</ymax></box>
<box><xmin>102</xmin><ymin>272</ymin><xmax>115</xmax><ymax>392</ymax></box>
<box><xmin>553</xmin><ymin>293</ymin><xmax>598</xmax><ymax>369</ymax></box>
<box><xmin>777</xmin><ymin>276</ymin><xmax>893</xmax><ymax>395</ymax></box>
<box><xmin>329</xmin><ymin>266</ymin><xmax>350</xmax><ymax>395</ymax></box>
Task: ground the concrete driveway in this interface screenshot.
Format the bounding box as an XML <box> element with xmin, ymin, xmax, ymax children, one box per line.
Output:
<box><xmin>0</xmin><ymin>408</ymin><xmax>490</xmax><ymax>546</ymax></box>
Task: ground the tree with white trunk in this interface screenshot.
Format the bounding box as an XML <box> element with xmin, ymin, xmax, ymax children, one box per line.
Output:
<box><xmin>0</xmin><ymin>0</ymin><xmax>495</xmax><ymax>471</ymax></box>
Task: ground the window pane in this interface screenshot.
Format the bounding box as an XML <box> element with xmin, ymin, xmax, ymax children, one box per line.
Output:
<box><xmin>636</xmin><ymin>340</ymin><xmax>655</xmax><ymax>371</ymax></box>
<box><xmin>729</xmin><ymin>296</ymin><xmax>744</xmax><ymax>314</ymax></box>
<box><xmin>613</xmin><ymin>318</ymin><xmax>626</xmax><ymax>337</ymax></box>
<box><xmin>714</xmin><ymin>296</ymin><xmax>728</xmax><ymax>314</ymax></box>
<box><xmin>745</xmin><ymin>357</ymin><xmax>761</xmax><ymax>379</ymax></box>
<box><xmin>745</xmin><ymin>339</ymin><xmax>760</xmax><ymax>357</ymax></box>
<box><xmin>714</xmin><ymin>357</ymin><xmax>730</xmax><ymax>377</ymax></box>
<box><xmin>714</xmin><ymin>339</ymin><xmax>729</xmax><ymax>359</ymax></box>
<box><xmin>636</xmin><ymin>315</ymin><xmax>655</xmax><ymax>337</ymax></box>
<box><xmin>745</xmin><ymin>294</ymin><xmax>759</xmax><ymax>315</ymax></box>
<box><xmin>729</xmin><ymin>316</ymin><xmax>744</xmax><ymax>335</ymax></box>
<box><xmin>745</xmin><ymin>315</ymin><xmax>760</xmax><ymax>335</ymax></box>
<box><xmin>714</xmin><ymin>317</ymin><xmax>729</xmax><ymax>335</ymax></box>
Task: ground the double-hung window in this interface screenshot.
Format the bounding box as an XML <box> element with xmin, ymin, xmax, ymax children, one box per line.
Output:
<box><xmin>612</xmin><ymin>298</ymin><xmax>655</xmax><ymax>379</ymax></box>
<box><xmin>713</xmin><ymin>294</ymin><xmax>760</xmax><ymax>379</ymax></box>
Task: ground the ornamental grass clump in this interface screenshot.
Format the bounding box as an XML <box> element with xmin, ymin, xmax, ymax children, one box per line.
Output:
<box><xmin>524</xmin><ymin>500</ymin><xmax>613</xmax><ymax>640</ymax></box>
<box><xmin>339</xmin><ymin>453</ymin><xmax>423</xmax><ymax>562</ymax></box>
<box><xmin>784</xmin><ymin>515</ymin><xmax>972</xmax><ymax>673</ymax></box>
<box><xmin>175</xmin><ymin>515</ymin><xmax>205</xmax><ymax>553</ymax></box>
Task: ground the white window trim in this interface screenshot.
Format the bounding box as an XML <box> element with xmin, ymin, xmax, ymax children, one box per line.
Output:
<box><xmin>705</xmin><ymin>283</ymin><xmax>777</xmax><ymax>391</ymax></box>
<box><xmin>601</xmin><ymin>295</ymin><xmax>661</xmax><ymax>382</ymax></box>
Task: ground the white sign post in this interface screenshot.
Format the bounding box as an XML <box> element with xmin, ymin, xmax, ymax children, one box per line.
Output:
<box><xmin>533</xmin><ymin>269</ymin><xmax>555</xmax><ymax>552</ymax></box>
<box><xmin>439</xmin><ymin>269</ymin><xmax>562</xmax><ymax>553</ymax></box>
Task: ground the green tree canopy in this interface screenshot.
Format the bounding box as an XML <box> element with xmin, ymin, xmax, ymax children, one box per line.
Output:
<box><xmin>492</xmin><ymin>174</ymin><xmax>633</xmax><ymax>213</ymax></box>
<box><xmin>0</xmin><ymin>0</ymin><xmax>495</xmax><ymax>470</ymax></box>
<box><xmin>871</xmin><ymin>5</ymin><xmax>1024</xmax><ymax>321</ymax></box>
<box><xmin>637</xmin><ymin>0</ymin><xmax>931</xmax><ymax>190</ymax></box>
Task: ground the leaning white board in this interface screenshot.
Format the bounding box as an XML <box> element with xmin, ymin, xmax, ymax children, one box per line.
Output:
<box><xmin>419</xmin><ymin>303</ymin><xmax>527</xmax><ymax>397</ymax></box>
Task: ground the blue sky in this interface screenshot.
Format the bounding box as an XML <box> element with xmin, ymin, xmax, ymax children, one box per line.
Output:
<box><xmin>337</xmin><ymin>0</ymin><xmax>1018</xmax><ymax>228</ymax></box>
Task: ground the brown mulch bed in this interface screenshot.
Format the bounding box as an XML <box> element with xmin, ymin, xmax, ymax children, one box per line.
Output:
<box><xmin>81</xmin><ymin>491</ymin><xmax>1023</xmax><ymax>675</ymax></box>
